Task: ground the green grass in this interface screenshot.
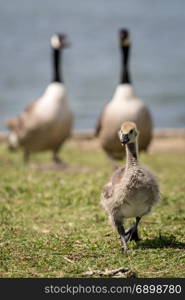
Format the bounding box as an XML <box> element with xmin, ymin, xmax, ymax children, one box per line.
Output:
<box><xmin>0</xmin><ymin>141</ymin><xmax>185</xmax><ymax>278</ymax></box>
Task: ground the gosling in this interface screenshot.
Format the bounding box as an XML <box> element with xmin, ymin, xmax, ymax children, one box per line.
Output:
<box><xmin>101</xmin><ymin>121</ymin><xmax>160</xmax><ymax>252</ymax></box>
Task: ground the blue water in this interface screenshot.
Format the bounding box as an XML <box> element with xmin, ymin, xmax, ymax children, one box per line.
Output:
<box><xmin>0</xmin><ymin>0</ymin><xmax>185</xmax><ymax>130</ymax></box>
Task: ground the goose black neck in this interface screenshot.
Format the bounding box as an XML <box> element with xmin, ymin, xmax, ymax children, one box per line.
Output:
<box><xmin>120</xmin><ymin>45</ymin><xmax>131</xmax><ymax>84</ymax></box>
<box><xmin>52</xmin><ymin>48</ymin><xmax>63</xmax><ymax>83</ymax></box>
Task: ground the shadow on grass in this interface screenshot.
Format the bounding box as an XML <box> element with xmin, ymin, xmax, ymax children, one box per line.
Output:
<box><xmin>138</xmin><ymin>234</ymin><xmax>185</xmax><ymax>249</ymax></box>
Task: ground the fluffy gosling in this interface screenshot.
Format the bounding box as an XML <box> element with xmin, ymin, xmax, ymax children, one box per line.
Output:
<box><xmin>101</xmin><ymin>121</ymin><xmax>160</xmax><ymax>252</ymax></box>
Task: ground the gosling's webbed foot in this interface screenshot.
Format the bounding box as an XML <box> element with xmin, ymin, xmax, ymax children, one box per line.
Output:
<box><xmin>130</xmin><ymin>229</ymin><xmax>140</xmax><ymax>242</ymax></box>
<box><xmin>125</xmin><ymin>226</ymin><xmax>140</xmax><ymax>242</ymax></box>
<box><xmin>125</xmin><ymin>217</ymin><xmax>141</xmax><ymax>242</ymax></box>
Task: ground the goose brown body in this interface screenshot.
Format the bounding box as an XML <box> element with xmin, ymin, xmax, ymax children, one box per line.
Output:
<box><xmin>6</xmin><ymin>34</ymin><xmax>73</xmax><ymax>162</ymax></box>
<box><xmin>7</xmin><ymin>83</ymin><xmax>73</xmax><ymax>153</ymax></box>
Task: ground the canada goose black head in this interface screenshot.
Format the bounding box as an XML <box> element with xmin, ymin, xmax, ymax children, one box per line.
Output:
<box><xmin>51</xmin><ymin>33</ymin><xmax>70</xmax><ymax>83</ymax></box>
<box><xmin>119</xmin><ymin>28</ymin><xmax>130</xmax><ymax>48</ymax></box>
<box><xmin>51</xmin><ymin>33</ymin><xmax>70</xmax><ymax>50</ymax></box>
<box><xmin>118</xmin><ymin>122</ymin><xmax>138</xmax><ymax>145</ymax></box>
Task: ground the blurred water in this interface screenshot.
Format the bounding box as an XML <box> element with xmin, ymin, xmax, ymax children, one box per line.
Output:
<box><xmin>0</xmin><ymin>0</ymin><xmax>185</xmax><ymax>130</ymax></box>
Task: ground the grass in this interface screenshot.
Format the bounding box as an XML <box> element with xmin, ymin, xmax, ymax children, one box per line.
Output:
<box><xmin>0</xmin><ymin>140</ymin><xmax>185</xmax><ymax>278</ymax></box>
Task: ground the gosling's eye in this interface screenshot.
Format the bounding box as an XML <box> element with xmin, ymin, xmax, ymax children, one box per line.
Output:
<box><xmin>130</xmin><ymin>129</ymin><xmax>133</xmax><ymax>134</ymax></box>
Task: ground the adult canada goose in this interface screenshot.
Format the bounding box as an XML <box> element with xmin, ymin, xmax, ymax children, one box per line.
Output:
<box><xmin>95</xmin><ymin>29</ymin><xmax>153</xmax><ymax>161</ymax></box>
<box><xmin>6</xmin><ymin>33</ymin><xmax>73</xmax><ymax>164</ymax></box>
<box><xmin>101</xmin><ymin>122</ymin><xmax>160</xmax><ymax>252</ymax></box>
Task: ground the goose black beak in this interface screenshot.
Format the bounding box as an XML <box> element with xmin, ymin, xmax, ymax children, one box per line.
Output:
<box><xmin>59</xmin><ymin>34</ymin><xmax>71</xmax><ymax>48</ymax></box>
<box><xmin>62</xmin><ymin>36</ymin><xmax>71</xmax><ymax>48</ymax></box>
<box><xmin>63</xmin><ymin>40</ymin><xmax>71</xmax><ymax>48</ymax></box>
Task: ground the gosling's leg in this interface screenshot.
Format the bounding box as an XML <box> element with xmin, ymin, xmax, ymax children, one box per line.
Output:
<box><xmin>125</xmin><ymin>217</ymin><xmax>141</xmax><ymax>242</ymax></box>
<box><xmin>114</xmin><ymin>220</ymin><xmax>128</xmax><ymax>253</ymax></box>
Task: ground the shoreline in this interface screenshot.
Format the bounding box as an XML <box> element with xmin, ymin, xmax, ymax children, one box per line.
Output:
<box><xmin>1</xmin><ymin>128</ymin><xmax>185</xmax><ymax>153</ymax></box>
<box><xmin>72</xmin><ymin>128</ymin><xmax>185</xmax><ymax>139</ymax></box>
<box><xmin>71</xmin><ymin>128</ymin><xmax>185</xmax><ymax>153</ymax></box>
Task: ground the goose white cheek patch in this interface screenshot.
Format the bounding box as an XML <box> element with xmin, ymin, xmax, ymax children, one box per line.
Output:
<box><xmin>51</xmin><ymin>35</ymin><xmax>61</xmax><ymax>49</ymax></box>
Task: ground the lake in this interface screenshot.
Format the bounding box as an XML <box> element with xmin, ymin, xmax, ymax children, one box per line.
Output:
<box><xmin>0</xmin><ymin>0</ymin><xmax>185</xmax><ymax>130</ymax></box>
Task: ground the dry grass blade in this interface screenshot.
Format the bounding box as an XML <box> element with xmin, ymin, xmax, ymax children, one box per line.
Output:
<box><xmin>81</xmin><ymin>267</ymin><xmax>136</xmax><ymax>278</ymax></box>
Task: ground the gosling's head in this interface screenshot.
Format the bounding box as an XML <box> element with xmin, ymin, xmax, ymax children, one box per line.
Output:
<box><xmin>50</xmin><ymin>33</ymin><xmax>70</xmax><ymax>49</ymax></box>
<box><xmin>118</xmin><ymin>122</ymin><xmax>138</xmax><ymax>145</ymax></box>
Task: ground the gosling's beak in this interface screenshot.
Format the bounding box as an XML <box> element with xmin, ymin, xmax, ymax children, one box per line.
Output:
<box><xmin>120</xmin><ymin>134</ymin><xmax>129</xmax><ymax>145</ymax></box>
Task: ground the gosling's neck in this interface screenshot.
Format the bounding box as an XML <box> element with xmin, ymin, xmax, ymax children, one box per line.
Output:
<box><xmin>125</xmin><ymin>141</ymin><xmax>138</xmax><ymax>169</ymax></box>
